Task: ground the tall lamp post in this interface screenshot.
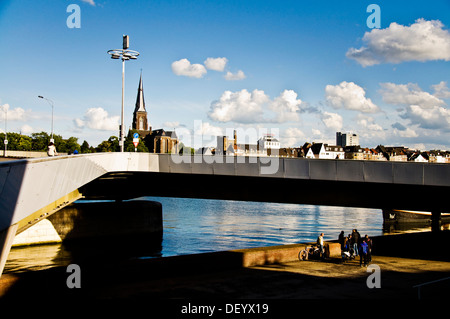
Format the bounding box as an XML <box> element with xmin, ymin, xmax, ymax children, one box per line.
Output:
<box><xmin>38</xmin><ymin>95</ymin><xmax>54</xmax><ymax>142</ymax></box>
<box><xmin>107</xmin><ymin>35</ymin><xmax>139</xmax><ymax>152</ymax></box>
<box><xmin>1</xmin><ymin>105</ymin><xmax>6</xmax><ymax>157</ymax></box>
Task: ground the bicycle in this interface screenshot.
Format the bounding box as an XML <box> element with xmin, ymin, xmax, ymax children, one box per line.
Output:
<box><xmin>298</xmin><ymin>244</ymin><xmax>323</xmax><ymax>261</ymax></box>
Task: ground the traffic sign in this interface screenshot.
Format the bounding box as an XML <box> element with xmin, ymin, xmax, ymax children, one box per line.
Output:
<box><xmin>133</xmin><ymin>137</ymin><xmax>139</xmax><ymax>148</ymax></box>
<box><xmin>133</xmin><ymin>133</ymin><xmax>139</xmax><ymax>139</ymax></box>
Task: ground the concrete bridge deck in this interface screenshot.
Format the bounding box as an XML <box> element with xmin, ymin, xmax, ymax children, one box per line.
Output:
<box><xmin>1</xmin><ymin>152</ymin><xmax>450</xmax><ymax>277</ymax></box>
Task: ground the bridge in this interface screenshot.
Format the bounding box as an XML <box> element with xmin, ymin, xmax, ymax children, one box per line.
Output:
<box><xmin>1</xmin><ymin>152</ymin><xmax>450</xmax><ymax>276</ymax></box>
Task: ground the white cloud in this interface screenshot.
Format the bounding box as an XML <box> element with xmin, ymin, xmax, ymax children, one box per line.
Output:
<box><xmin>269</xmin><ymin>89</ymin><xmax>302</xmax><ymax>123</ymax></box>
<box><xmin>208</xmin><ymin>89</ymin><xmax>303</xmax><ymax>124</ymax></box>
<box><xmin>281</xmin><ymin>127</ymin><xmax>305</xmax><ymax>147</ymax></box>
<box><xmin>171</xmin><ymin>58</ymin><xmax>207</xmax><ymax>78</ymax></box>
<box><xmin>80</xmin><ymin>0</ymin><xmax>96</xmax><ymax>6</ymax></box>
<box><xmin>204</xmin><ymin>57</ymin><xmax>228</xmax><ymax>71</ymax></box>
<box><xmin>208</xmin><ymin>89</ymin><xmax>269</xmax><ymax>123</ymax></box>
<box><xmin>402</xmin><ymin>104</ymin><xmax>450</xmax><ymax>130</ymax></box>
<box><xmin>325</xmin><ymin>81</ymin><xmax>380</xmax><ymax>113</ymax></box>
<box><xmin>346</xmin><ymin>19</ymin><xmax>450</xmax><ymax>66</ymax></box>
<box><xmin>163</xmin><ymin>121</ymin><xmax>180</xmax><ymax>128</ymax></box>
<box><xmin>20</xmin><ymin>124</ymin><xmax>33</xmax><ymax>135</ymax></box>
<box><xmin>393</xmin><ymin>127</ymin><xmax>418</xmax><ymax>138</ymax></box>
<box><xmin>74</xmin><ymin>107</ymin><xmax>119</xmax><ymax>131</ymax></box>
<box><xmin>380</xmin><ymin>82</ymin><xmax>445</xmax><ymax>108</ymax></box>
<box><xmin>194</xmin><ymin>121</ymin><xmax>223</xmax><ymax>137</ymax></box>
<box><xmin>0</xmin><ymin>104</ymin><xmax>27</xmax><ymax>121</ymax></box>
<box><xmin>224</xmin><ymin>70</ymin><xmax>246</xmax><ymax>81</ymax></box>
<box><xmin>321</xmin><ymin>111</ymin><xmax>343</xmax><ymax>131</ymax></box>
<box><xmin>432</xmin><ymin>81</ymin><xmax>450</xmax><ymax>99</ymax></box>
<box><xmin>356</xmin><ymin>114</ymin><xmax>383</xmax><ymax>132</ymax></box>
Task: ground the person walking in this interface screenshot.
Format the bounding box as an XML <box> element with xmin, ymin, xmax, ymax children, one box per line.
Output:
<box><xmin>364</xmin><ymin>234</ymin><xmax>372</xmax><ymax>263</ymax></box>
<box><xmin>47</xmin><ymin>142</ymin><xmax>58</xmax><ymax>156</ymax></box>
<box><xmin>352</xmin><ymin>229</ymin><xmax>360</xmax><ymax>256</ymax></box>
<box><xmin>317</xmin><ymin>233</ymin><xmax>325</xmax><ymax>259</ymax></box>
<box><xmin>359</xmin><ymin>239</ymin><xmax>369</xmax><ymax>267</ymax></box>
<box><xmin>338</xmin><ymin>231</ymin><xmax>345</xmax><ymax>250</ymax></box>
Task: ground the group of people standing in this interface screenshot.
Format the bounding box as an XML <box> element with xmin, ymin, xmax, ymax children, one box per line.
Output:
<box><xmin>338</xmin><ymin>229</ymin><xmax>372</xmax><ymax>267</ymax></box>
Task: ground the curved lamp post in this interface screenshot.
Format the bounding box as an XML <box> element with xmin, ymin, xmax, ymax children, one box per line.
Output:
<box><xmin>38</xmin><ymin>95</ymin><xmax>54</xmax><ymax>142</ymax></box>
<box><xmin>107</xmin><ymin>35</ymin><xmax>139</xmax><ymax>152</ymax></box>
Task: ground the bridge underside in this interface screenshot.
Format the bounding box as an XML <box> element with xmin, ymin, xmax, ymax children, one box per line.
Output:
<box><xmin>81</xmin><ymin>172</ymin><xmax>449</xmax><ymax>213</ymax></box>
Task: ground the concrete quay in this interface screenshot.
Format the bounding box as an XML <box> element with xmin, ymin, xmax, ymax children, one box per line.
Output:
<box><xmin>0</xmin><ymin>231</ymin><xmax>449</xmax><ymax>300</ymax></box>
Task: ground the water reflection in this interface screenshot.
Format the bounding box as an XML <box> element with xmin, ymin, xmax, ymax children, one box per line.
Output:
<box><xmin>153</xmin><ymin>197</ymin><xmax>384</xmax><ymax>257</ymax></box>
<box><xmin>4</xmin><ymin>197</ymin><xmax>388</xmax><ymax>273</ymax></box>
<box><xmin>4</xmin><ymin>243</ymin><xmax>72</xmax><ymax>273</ymax></box>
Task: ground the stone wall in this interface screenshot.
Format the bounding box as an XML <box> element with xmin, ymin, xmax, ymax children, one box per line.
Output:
<box><xmin>12</xmin><ymin>200</ymin><xmax>162</xmax><ymax>247</ymax></box>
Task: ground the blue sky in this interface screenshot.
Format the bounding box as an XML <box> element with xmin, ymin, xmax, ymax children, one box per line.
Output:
<box><xmin>0</xmin><ymin>0</ymin><xmax>450</xmax><ymax>150</ymax></box>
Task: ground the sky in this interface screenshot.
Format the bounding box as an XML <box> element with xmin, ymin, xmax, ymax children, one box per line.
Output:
<box><xmin>0</xmin><ymin>0</ymin><xmax>450</xmax><ymax>150</ymax></box>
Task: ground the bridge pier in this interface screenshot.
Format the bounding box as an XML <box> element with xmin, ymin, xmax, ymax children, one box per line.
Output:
<box><xmin>0</xmin><ymin>224</ymin><xmax>17</xmax><ymax>278</ymax></box>
<box><xmin>431</xmin><ymin>210</ymin><xmax>442</xmax><ymax>232</ymax></box>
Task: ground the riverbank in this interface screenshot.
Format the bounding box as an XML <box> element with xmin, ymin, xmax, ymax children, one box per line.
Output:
<box><xmin>1</xmin><ymin>230</ymin><xmax>449</xmax><ymax>300</ymax></box>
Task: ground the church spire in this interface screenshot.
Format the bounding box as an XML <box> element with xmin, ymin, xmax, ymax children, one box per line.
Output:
<box><xmin>135</xmin><ymin>71</ymin><xmax>146</xmax><ymax>112</ymax></box>
<box><xmin>132</xmin><ymin>71</ymin><xmax>150</xmax><ymax>133</ymax></box>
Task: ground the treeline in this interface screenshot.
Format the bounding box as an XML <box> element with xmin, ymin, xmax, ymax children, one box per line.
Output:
<box><xmin>0</xmin><ymin>130</ymin><xmax>150</xmax><ymax>154</ymax></box>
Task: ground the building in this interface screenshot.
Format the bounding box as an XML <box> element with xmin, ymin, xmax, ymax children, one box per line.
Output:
<box><xmin>216</xmin><ymin>131</ymin><xmax>237</xmax><ymax>155</ymax></box>
<box><xmin>216</xmin><ymin>131</ymin><xmax>282</xmax><ymax>156</ymax></box>
<box><xmin>258</xmin><ymin>134</ymin><xmax>280</xmax><ymax>150</ymax></box>
<box><xmin>376</xmin><ymin>145</ymin><xmax>408</xmax><ymax>162</ymax></box>
<box><xmin>145</xmin><ymin>129</ymin><xmax>179</xmax><ymax>154</ymax></box>
<box><xmin>131</xmin><ymin>73</ymin><xmax>179</xmax><ymax>153</ymax></box>
<box><xmin>257</xmin><ymin>134</ymin><xmax>280</xmax><ymax>156</ymax></box>
<box><xmin>132</xmin><ymin>73</ymin><xmax>151</xmax><ymax>137</ymax></box>
<box><xmin>304</xmin><ymin>143</ymin><xmax>344</xmax><ymax>159</ymax></box>
<box><xmin>336</xmin><ymin>132</ymin><xmax>359</xmax><ymax>147</ymax></box>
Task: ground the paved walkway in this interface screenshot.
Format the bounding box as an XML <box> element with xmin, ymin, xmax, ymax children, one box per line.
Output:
<box><xmin>1</xmin><ymin>231</ymin><xmax>450</xmax><ymax>300</ymax></box>
<box><xmin>1</xmin><ymin>254</ymin><xmax>449</xmax><ymax>300</ymax></box>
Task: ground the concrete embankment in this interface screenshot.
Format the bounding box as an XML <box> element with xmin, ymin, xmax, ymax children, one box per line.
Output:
<box><xmin>12</xmin><ymin>200</ymin><xmax>163</xmax><ymax>247</ymax></box>
<box><xmin>1</xmin><ymin>230</ymin><xmax>449</xmax><ymax>300</ymax></box>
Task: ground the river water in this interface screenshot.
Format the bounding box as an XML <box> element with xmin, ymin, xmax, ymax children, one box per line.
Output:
<box><xmin>4</xmin><ymin>197</ymin><xmax>420</xmax><ymax>274</ymax></box>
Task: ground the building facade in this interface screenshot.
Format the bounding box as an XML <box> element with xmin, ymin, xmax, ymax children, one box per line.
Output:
<box><xmin>132</xmin><ymin>73</ymin><xmax>151</xmax><ymax>137</ymax></box>
<box><xmin>336</xmin><ymin>132</ymin><xmax>359</xmax><ymax>147</ymax></box>
<box><xmin>131</xmin><ymin>73</ymin><xmax>179</xmax><ymax>153</ymax></box>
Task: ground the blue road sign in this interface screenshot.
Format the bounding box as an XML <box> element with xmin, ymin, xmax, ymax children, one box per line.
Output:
<box><xmin>133</xmin><ymin>133</ymin><xmax>139</xmax><ymax>139</ymax></box>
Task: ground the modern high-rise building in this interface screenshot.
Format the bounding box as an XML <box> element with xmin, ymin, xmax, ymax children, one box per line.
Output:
<box><xmin>336</xmin><ymin>132</ymin><xmax>359</xmax><ymax>147</ymax></box>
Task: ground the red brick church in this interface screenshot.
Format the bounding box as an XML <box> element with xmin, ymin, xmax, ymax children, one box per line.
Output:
<box><xmin>132</xmin><ymin>73</ymin><xmax>179</xmax><ymax>154</ymax></box>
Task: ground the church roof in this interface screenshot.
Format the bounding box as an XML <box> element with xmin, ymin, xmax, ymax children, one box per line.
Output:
<box><xmin>134</xmin><ymin>73</ymin><xmax>146</xmax><ymax>112</ymax></box>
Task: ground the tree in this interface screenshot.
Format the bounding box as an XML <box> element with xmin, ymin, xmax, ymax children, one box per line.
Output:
<box><xmin>125</xmin><ymin>130</ymin><xmax>149</xmax><ymax>152</ymax></box>
<box><xmin>96</xmin><ymin>136</ymin><xmax>120</xmax><ymax>152</ymax></box>
<box><xmin>80</xmin><ymin>140</ymin><xmax>95</xmax><ymax>153</ymax></box>
<box><xmin>64</xmin><ymin>136</ymin><xmax>81</xmax><ymax>153</ymax></box>
<box><xmin>31</xmin><ymin>132</ymin><xmax>50</xmax><ymax>151</ymax></box>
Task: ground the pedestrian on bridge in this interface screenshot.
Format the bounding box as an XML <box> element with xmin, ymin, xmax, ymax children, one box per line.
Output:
<box><xmin>47</xmin><ymin>142</ymin><xmax>58</xmax><ymax>156</ymax></box>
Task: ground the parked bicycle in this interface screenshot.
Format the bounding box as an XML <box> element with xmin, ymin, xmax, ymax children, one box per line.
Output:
<box><xmin>298</xmin><ymin>244</ymin><xmax>323</xmax><ymax>261</ymax></box>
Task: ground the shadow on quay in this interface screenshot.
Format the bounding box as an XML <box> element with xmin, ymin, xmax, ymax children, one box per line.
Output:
<box><xmin>1</xmin><ymin>231</ymin><xmax>449</xmax><ymax>300</ymax></box>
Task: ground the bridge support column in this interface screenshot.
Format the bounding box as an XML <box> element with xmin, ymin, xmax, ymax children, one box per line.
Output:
<box><xmin>431</xmin><ymin>210</ymin><xmax>441</xmax><ymax>232</ymax></box>
<box><xmin>0</xmin><ymin>224</ymin><xmax>18</xmax><ymax>278</ymax></box>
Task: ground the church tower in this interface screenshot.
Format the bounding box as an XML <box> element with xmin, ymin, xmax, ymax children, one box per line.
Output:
<box><xmin>132</xmin><ymin>72</ymin><xmax>151</xmax><ymax>136</ymax></box>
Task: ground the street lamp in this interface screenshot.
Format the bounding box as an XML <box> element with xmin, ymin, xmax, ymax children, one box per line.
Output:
<box><xmin>1</xmin><ymin>105</ymin><xmax>6</xmax><ymax>157</ymax></box>
<box><xmin>38</xmin><ymin>95</ymin><xmax>54</xmax><ymax>142</ymax></box>
<box><xmin>107</xmin><ymin>35</ymin><xmax>140</xmax><ymax>152</ymax></box>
